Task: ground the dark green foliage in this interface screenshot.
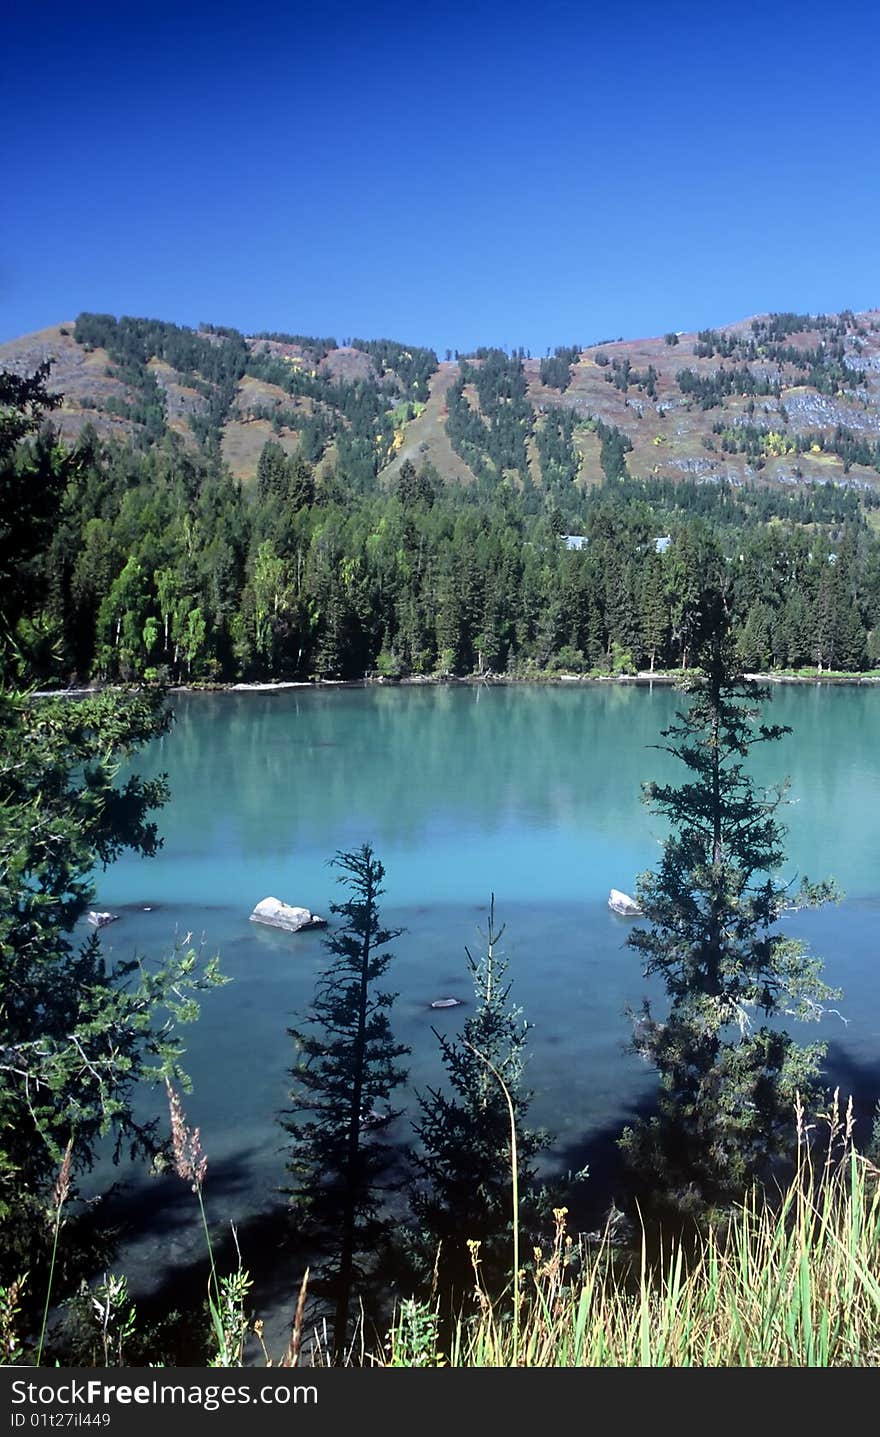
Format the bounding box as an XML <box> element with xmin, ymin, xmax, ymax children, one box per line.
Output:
<box><xmin>799</xmin><ymin>426</ymin><xmax>880</xmax><ymax>476</ymax></box>
<box><xmin>74</xmin><ymin>313</ymin><xmax>248</xmax><ymax>453</ymax></box>
<box><xmin>535</xmin><ymin>406</ymin><xmax>580</xmax><ymax>512</ymax></box>
<box><xmin>283</xmin><ymin>845</ymin><xmax>410</xmax><ymax>1359</ymax></box>
<box><xmin>604</xmin><ymin>472</ymin><xmax>866</xmax><ymax>528</ymax></box>
<box><xmin>10</xmin><ymin>403</ymin><xmax>880</xmax><ymax>685</ymax></box>
<box><xmin>410</xmin><ymin>900</ymin><xmax>546</xmax><ymax>1303</ymax></box>
<box><xmin>640</xmin><ymin>548</ymin><xmax>669</xmax><ymax>672</ymax></box>
<box><xmin>603</xmin><ymin>358</ymin><xmax>657</xmax><ymax>397</ymax></box>
<box><xmin>446</xmin><ymin>351</ymin><xmax>533</xmax><ymax>480</ymax></box>
<box><xmin>350</xmin><ymin>338</ymin><xmax>438</xmax><ymax>403</ymax></box>
<box><xmin>0</xmin><ymin>370</ymin><xmax>222</xmax><ymax>1306</ymax></box>
<box><xmin>6</xmin><ymin>337</ymin><xmax>880</xmax><ymax>691</ymax></box>
<box><xmin>393</xmin><ymin>459</ymin><xmax>436</xmax><ymax>512</ymax></box>
<box><xmin>665</xmin><ymin>519</ymin><xmax>726</xmax><ymax>668</ymax></box>
<box><xmin>694</xmin><ymin>329</ymin><xmax>737</xmax><ymax>360</ymax></box>
<box><xmin>594</xmin><ymin>418</ymin><xmax>633</xmax><ymax>482</ymax></box>
<box><xmin>811</xmin><ymin>560</ymin><xmax>867</xmax><ymax>672</ymax></box>
<box><xmin>539</xmin><ymin>345</ymin><xmax>580</xmax><ymax>391</ymax></box>
<box><xmin>0</xmin><ymin>685</ymin><xmax>224</xmax><ymax>1295</ymax></box>
<box><xmin>445</xmin><ymin>374</ymin><xmax>492</xmax><ymax>481</ymax></box>
<box><xmin>245</xmin><ymin>336</ymin><xmax>435</xmax><ymax>484</ymax></box>
<box><xmin>255</xmin><ymin>441</ymin><xmax>314</xmax><ymax>510</ymax></box>
<box><xmin>662</xmin><ymin>315</ymin><xmax>866</xmax><ymax>397</ymax></box>
<box><xmin>0</xmin><ymin>363</ymin><xmax>76</xmax><ymax>664</ymax></box>
<box><xmin>621</xmin><ymin>598</ymin><xmax>839</xmax><ymax>1209</ymax></box>
<box><xmin>677</xmin><ymin>366</ymin><xmax>781</xmax><ymax>409</ymax></box>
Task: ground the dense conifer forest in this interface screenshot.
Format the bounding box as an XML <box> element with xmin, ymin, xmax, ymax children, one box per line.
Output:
<box><xmin>3</xmin><ymin>309</ymin><xmax>880</xmax><ymax>688</ymax></box>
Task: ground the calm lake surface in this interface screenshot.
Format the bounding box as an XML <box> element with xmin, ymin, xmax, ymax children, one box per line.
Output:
<box><xmin>90</xmin><ymin>684</ymin><xmax>880</xmax><ymax>1313</ymax></box>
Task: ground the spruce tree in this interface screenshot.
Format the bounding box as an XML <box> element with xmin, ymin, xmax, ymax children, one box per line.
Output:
<box><xmin>640</xmin><ymin>548</ymin><xmax>669</xmax><ymax>672</ymax></box>
<box><xmin>780</xmin><ymin>589</ymin><xmax>811</xmax><ymax>668</ymax></box>
<box><xmin>255</xmin><ymin>439</ymin><xmax>289</xmax><ymax>501</ymax></box>
<box><xmin>736</xmin><ymin>600</ymin><xmax>773</xmax><ymax>672</ymax></box>
<box><xmin>621</xmin><ymin>592</ymin><xmax>839</xmax><ymax>1212</ymax></box>
<box><xmin>409</xmin><ymin>899</ymin><xmax>546</xmax><ymax>1305</ymax></box>
<box><xmin>283</xmin><ymin>845</ymin><xmax>410</xmax><ymax>1360</ymax></box>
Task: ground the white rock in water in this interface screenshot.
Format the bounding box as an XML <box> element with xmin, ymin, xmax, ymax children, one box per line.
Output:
<box><xmin>87</xmin><ymin>911</ymin><xmax>119</xmax><ymax>928</ymax></box>
<box><xmin>608</xmin><ymin>889</ymin><xmax>642</xmax><ymax>917</ymax></box>
<box><xmin>250</xmin><ymin>897</ymin><xmax>327</xmax><ymax>933</ymax></box>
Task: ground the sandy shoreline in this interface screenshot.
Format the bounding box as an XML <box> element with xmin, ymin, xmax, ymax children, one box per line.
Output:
<box><xmin>29</xmin><ymin>670</ymin><xmax>880</xmax><ymax>699</ymax></box>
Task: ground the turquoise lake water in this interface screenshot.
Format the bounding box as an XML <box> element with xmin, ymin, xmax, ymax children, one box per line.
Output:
<box><xmin>89</xmin><ymin>683</ymin><xmax>880</xmax><ymax>1315</ymax></box>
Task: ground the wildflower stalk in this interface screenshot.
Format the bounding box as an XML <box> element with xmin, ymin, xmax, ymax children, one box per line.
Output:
<box><xmin>36</xmin><ymin>1135</ymin><xmax>74</xmax><ymax>1365</ymax></box>
<box><xmin>165</xmin><ymin>1080</ymin><xmax>227</xmax><ymax>1359</ymax></box>
<box><xmin>461</xmin><ymin>1040</ymin><xmax>520</xmax><ymax>1365</ymax></box>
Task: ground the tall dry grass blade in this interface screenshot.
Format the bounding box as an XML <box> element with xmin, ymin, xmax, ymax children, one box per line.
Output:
<box><xmin>280</xmin><ymin>1268</ymin><xmax>310</xmax><ymax>1368</ymax></box>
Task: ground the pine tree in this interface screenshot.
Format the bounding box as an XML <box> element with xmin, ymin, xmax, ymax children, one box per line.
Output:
<box><xmin>837</xmin><ymin>598</ymin><xmax>867</xmax><ymax>671</ymax></box>
<box><xmin>640</xmin><ymin>549</ymin><xmax>669</xmax><ymax>673</ymax></box>
<box><xmin>780</xmin><ymin>589</ymin><xmax>811</xmax><ymax>668</ymax></box>
<box><xmin>288</xmin><ymin>456</ymin><xmax>315</xmax><ymax>511</ymax></box>
<box><xmin>410</xmin><ymin>899</ymin><xmax>546</xmax><ymax>1305</ymax></box>
<box><xmin>255</xmin><ymin>440</ymin><xmax>289</xmax><ymax>501</ymax></box>
<box><xmin>313</xmin><ymin>583</ymin><xmax>352</xmax><ymax>679</ymax></box>
<box><xmin>621</xmin><ymin>593</ymin><xmax>839</xmax><ymax>1212</ymax></box>
<box><xmin>602</xmin><ymin>551</ymin><xmax>640</xmax><ymax>663</ymax></box>
<box><xmin>736</xmin><ymin>600</ymin><xmax>773</xmax><ymax>672</ymax></box>
<box><xmin>283</xmin><ymin>845</ymin><xmax>410</xmax><ymax>1360</ymax></box>
<box><xmin>434</xmin><ymin>575</ymin><xmax>465</xmax><ymax>674</ymax></box>
<box><xmin>666</xmin><ymin>521</ymin><xmax>725</xmax><ymax>668</ymax></box>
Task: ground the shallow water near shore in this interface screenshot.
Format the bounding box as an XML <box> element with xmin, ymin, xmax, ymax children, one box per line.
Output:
<box><xmin>86</xmin><ymin>684</ymin><xmax>880</xmax><ymax>1343</ymax></box>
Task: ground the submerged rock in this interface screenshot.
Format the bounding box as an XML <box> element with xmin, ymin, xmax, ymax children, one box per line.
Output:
<box><xmin>250</xmin><ymin>897</ymin><xmax>327</xmax><ymax>933</ymax></box>
<box><xmin>87</xmin><ymin>911</ymin><xmax>119</xmax><ymax>928</ymax></box>
<box><xmin>608</xmin><ymin>889</ymin><xmax>642</xmax><ymax>918</ymax></box>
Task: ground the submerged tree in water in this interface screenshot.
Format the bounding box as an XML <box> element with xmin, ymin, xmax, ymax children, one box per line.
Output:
<box><xmin>621</xmin><ymin>590</ymin><xmax>839</xmax><ymax>1211</ymax></box>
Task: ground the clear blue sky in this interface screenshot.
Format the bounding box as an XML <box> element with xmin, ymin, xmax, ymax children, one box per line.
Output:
<box><xmin>3</xmin><ymin>0</ymin><xmax>879</xmax><ymax>354</ymax></box>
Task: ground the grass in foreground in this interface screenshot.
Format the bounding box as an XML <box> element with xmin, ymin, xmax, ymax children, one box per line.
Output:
<box><xmin>8</xmin><ymin>1098</ymin><xmax>879</xmax><ymax>1367</ymax></box>
<box><xmin>385</xmin><ymin>1103</ymin><xmax>880</xmax><ymax>1367</ymax></box>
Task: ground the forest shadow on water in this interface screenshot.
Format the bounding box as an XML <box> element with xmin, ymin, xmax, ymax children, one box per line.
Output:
<box><xmin>84</xmin><ymin>1074</ymin><xmax>653</xmax><ymax>1351</ymax></box>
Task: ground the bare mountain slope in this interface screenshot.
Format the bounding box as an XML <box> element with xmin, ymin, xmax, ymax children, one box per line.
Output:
<box><xmin>3</xmin><ymin>309</ymin><xmax>880</xmax><ymax>497</ymax></box>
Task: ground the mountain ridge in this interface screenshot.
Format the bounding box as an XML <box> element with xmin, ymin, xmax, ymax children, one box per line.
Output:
<box><xmin>3</xmin><ymin>308</ymin><xmax>880</xmax><ymax>501</ymax></box>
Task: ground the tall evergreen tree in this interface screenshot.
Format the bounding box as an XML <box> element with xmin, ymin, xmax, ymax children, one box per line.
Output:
<box><xmin>640</xmin><ymin>548</ymin><xmax>669</xmax><ymax>672</ymax></box>
<box><xmin>780</xmin><ymin>589</ymin><xmax>811</xmax><ymax>668</ymax></box>
<box><xmin>255</xmin><ymin>440</ymin><xmax>290</xmax><ymax>502</ymax></box>
<box><xmin>283</xmin><ymin>845</ymin><xmax>410</xmax><ymax>1360</ymax></box>
<box><xmin>736</xmin><ymin>600</ymin><xmax>773</xmax><ymax>671</ymax></box>
<box><xmin>621</xmin><ymin>593</ymin><xmax>839</xmax><ymax>1211</ymax></box>
<box><xmin>666</xmin><ymin>521</ymin><xmax>725</xmax><ymax>668</ymax></box>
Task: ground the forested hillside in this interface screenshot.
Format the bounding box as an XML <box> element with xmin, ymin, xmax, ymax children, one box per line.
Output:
<box><xmin>2</xmin><ymin>310</ymin><xmax>880</xmax><ymax>684</ymax></box>
<box><xmin>4</xmin><ymin>308</ymin><xmax>880</xmax><ymax>493</ymax></box>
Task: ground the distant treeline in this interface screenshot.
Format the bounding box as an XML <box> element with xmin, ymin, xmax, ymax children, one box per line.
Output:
<box><xmin>14</xmin><ymin>406</ymin><xmax>880</xmax><ymax>684</ymax></box>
